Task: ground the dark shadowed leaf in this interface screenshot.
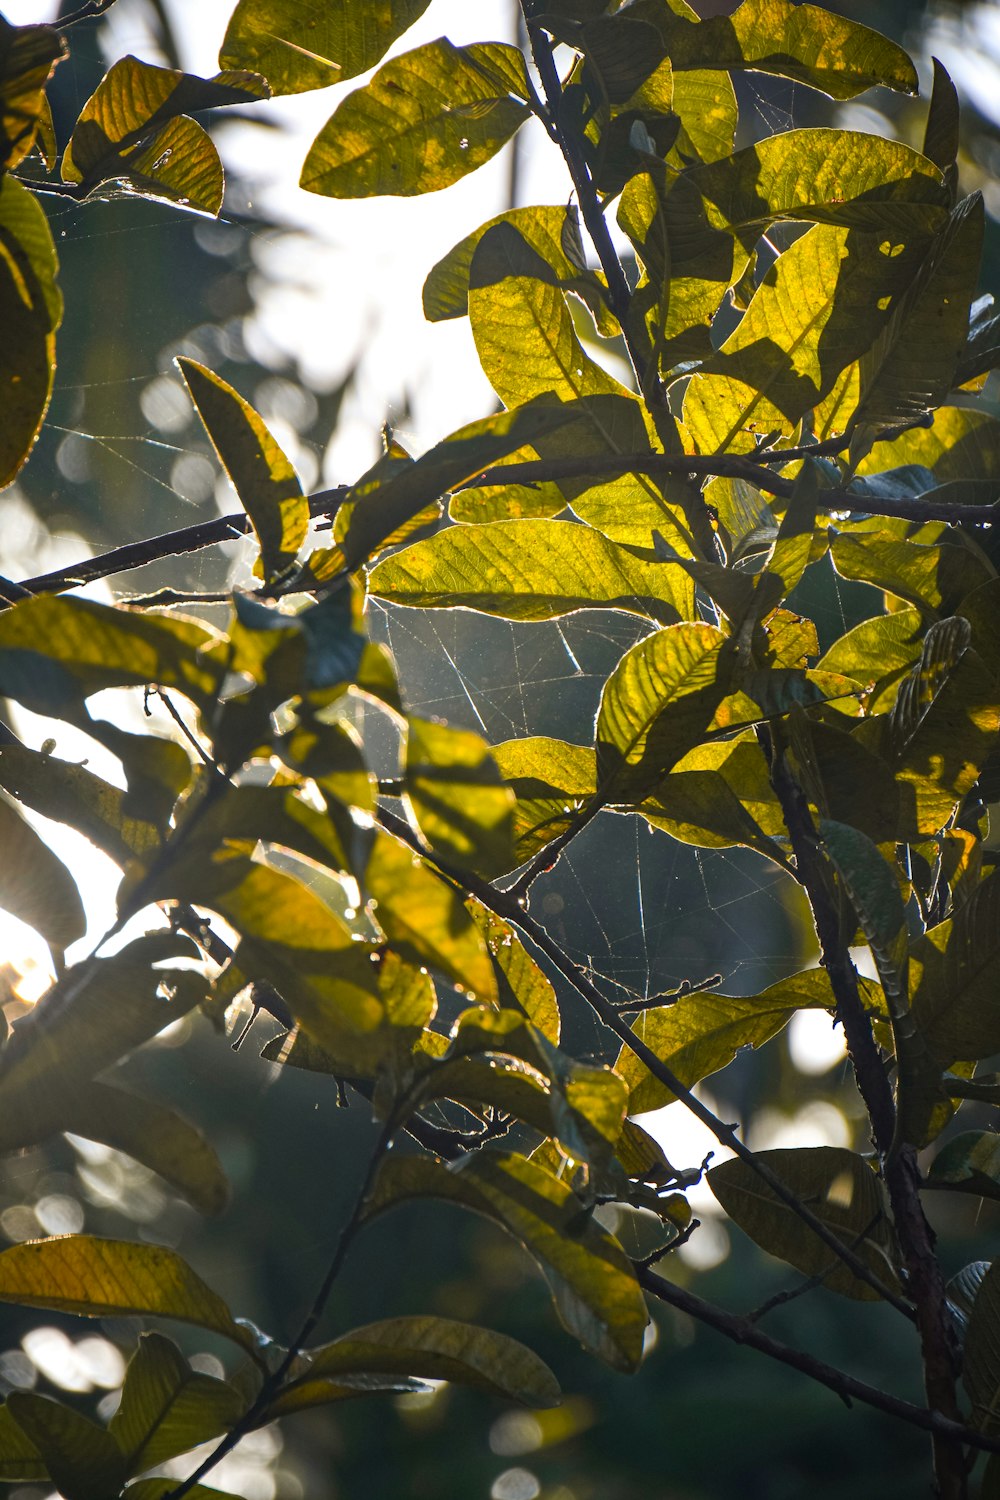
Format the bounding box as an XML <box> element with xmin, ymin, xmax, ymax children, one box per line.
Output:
<box><xmin>0</xmin><ymin>794</ymin><xmax>85</xmax><ymax>954</ymax></box>
<box><xmin>709</xmin><ymin>1147</ymin><xmax>900</xmax><ymax>1299</ymax></box>
<box><xmin>963</xmin><ymin>1260</ymin><xmax>1000</xmax><ymax>1434</ymax></box>
<box><xmin>3</xmin><ymin>1393</ymin><xmax>124</xmax><ymax>1500</ymax></box>
<box><xmin>111</xmin><ymin>1332</ymin><xmax>243</xmax><ymax>1476</ymax></box>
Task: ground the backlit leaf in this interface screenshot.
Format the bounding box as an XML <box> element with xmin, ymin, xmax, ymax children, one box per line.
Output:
<box><xmin>0</xmin><ymin>174</ymin><xmax>60</xmax><ymax>487</ymax></box>
<box><xmin>178</xmin><ymin>358</ymin><xmax>307</xmax><ymax>582</ymax></box>
<box><xmin>0</xmin><ymin>16</ymin><xmax>65</xmax><ymax>170</ymax></box>
<box><xmin>111</xmin><ymin>1332</ymin><xmax>243</xmax><ymax>1476</ymax></box>
<box><xmin>0</xmin><ymin>794</ymin><xmax>85</xmax><ymax>953</ymax></box>
<box><xmin>618</xmin><ymin>967</ymin><xmax>835</xmax><ymax>1112</ymax></box>
<box><xmin>596</xmin><ymin>622</ymin><xmax>733</xmax><ymax>795</ymax></box>
<box><xmin>368</xmin><ymin>519</ymin><xmax>694</xmax><ymax>624</ymax></box>
<box><xmin>0</xmin><ymin>1237</ymin><xmax>258</xmax><ymax>1356</ymax></box>
<box><xmin>294</xmin><ymin>1316</ymin><xmax>561</xmax><ymax>1407</ymax></box>
<box><xmin>709</xmin><ymin>1146</ymin><xmax>900</xmax><ymax>1299</ymax></box>
<box><xmin>364</xmin><ymin>1151</ymin><xmax>648</xmax><ymax>1370</ymax></box>
<box><xmin>405</xmin><ymin>716</ymin><xmax>515</xmax><ymax>878</ymax></box>
<box><xmin>301</xmin><ymin>40</ymin><xmax>529</xmax><ymax>198</ymax></box>
<box><xmin>220</xmin><ymin>0</ymin><xmax>430</xmax><ymax>93</ymax></box>
<box><xmin>491</xmin><ymin>736</ymin><xmax>597</xmax><ymax>864</ymax></box>
<box><xmin>466</xmin><ymin>899</ymin><xmax>561</xmax><ymax>1043</ymax></box>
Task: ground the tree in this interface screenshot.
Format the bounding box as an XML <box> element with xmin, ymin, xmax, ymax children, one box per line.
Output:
<box><xmin>0</xmin><ymin>0</ymin><xmax>998</xmax><ymax>1496</ymax></box>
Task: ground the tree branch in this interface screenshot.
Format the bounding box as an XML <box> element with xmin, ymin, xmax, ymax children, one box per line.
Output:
<box><xmin>640</xmin><ymin>1267</ymin><xmax>1000</xmax><ymax>1455</ymax></box>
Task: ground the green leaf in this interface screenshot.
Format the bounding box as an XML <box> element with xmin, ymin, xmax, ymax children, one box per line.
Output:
<box><xmin>366</xmin><ymin>829</ymin><xmax>498</xmax><ymax>1005</ymax></box>
<box><xmin>178</xmin><ymin>358</ymin><xmax>307</xmax><ymax>582</ymax></box>
<box><xmin>468</xmin><ymin>221</ymin><xmax>629</xmax><ymax>409</ymax></box>
<box><xmin>364</xmin><ymin>1151</ymin><xmax>648</xmax><ymax>1371</ymax></box>
<box><xmin>596</xmin><ymin>622</ymin><xmax>734</xmax><ymax>796</ymax></box>
<box><xmin>0</xmin><ymin>793</ymin><xmax>85</xmax><ymax>953</ymax></box>
<box><xmin>4</xmin><ymin>1393</ymin><xmax>125</xmax><ymax>1500</ymax></box>
<box><xmin>0</xmin><ymin>739</ymin><xmax>163</xmax><ymax>866</ymax></box>
<box><xmin>815</xmin><ymin>607</ymin><xmax>923</xmax><ymax>714</ymax></box>
<box><xmin>466</xmin><ymin>899</ymin><xmax>561</xmax><ymax>1043</ymax></box>
<box><xmin>830</xmin><ymin>533</ymin><xmax>991</xmax><ymax>620</ymax></box>
<box><xmin>423</xmin><ymin>204</ymin><xmax>610</xmax><ymax>332</ymax></box>
<box><xmin>856</xmin><ymin>404</ymin><xmax>1000</xmax><ymax>485</ymax></box>
<box><xmin>0</xmin><ymin>935</ymin><xmax>207</xmax><ymax>1139</ymax></box>
<box><xmin>617</xmin><ymin>967</ymin><xmax>836</xmax><ymax>1112</ymax></box>
<box><xmin>708</xmin><ymin>1147</ymin><xmax>900</xmax><ymax>1300</ymax></box>
<box><xmin>638</xmin><ymin>732</ymin><xmax>782</xmax><ymax>853</ymax></box>
<box><xmin>368</xmin><ymin>518</ymin><xmax>694</xmax><ymax>625</ymax></box>
<box><xmin>0</xmin><ymin>1237</ymin><xmax>259</xmax><ymax>1356</ymax></box>
<box><xmin>818</xmin><ymin>821</ymin><xmax>906</xmax><ymax>998</ymax></box>
<box><xmin>881</xmin><ymin>615</ymin><xmax>1000</xmax><ymax>836</ymax></box>
<box><xmin>0</xmin><ymin>594</ymin><xmax>224</xmax><ymax>716</ymax></box>
<box><xmin>683</xmin><ymin>225</ymin><xmax>932</xmax><ymax>451</ymax></box>
<box><xmin>63</xmin><ymin>57</ymin><xmax>266</xmax><ymax>210</ymax></box>
<box><xmin>923</xmin><ymin>59</ymin><xmax>960</xmax><ymax>180</ymax></box>
<box><xmin>849</xmin><ymin>193</ymin><xmax>984</xmax><ymax>440</ymax></box>
<box><xmin>0</xmin><ymin>16</ymin><xmax>65</xmax><ymax>170</ymax></box>
<box><xmin>405</xmin><ymin>716</ymin><xmax>515</xmax><ymax>879</ymax></box>
<box><xmin>963</xmin><ymin>1260</ymin><xmax>1000</xmax><ymax>1434</ymax></box>
<box><xmin>641</xmin><ymin>0</ymin><xmax>917</xmax><ymax>98</ymax></box>
<box><xmin>668</xmin><ymin>67</ymin><xmax>737</xmax><ymax>164</ymax></box>
<box><xmin>53</xmin><ymin>1083</ymin><xmax>230</xmax><ymax>1218</ymax></box>
<box><xmin>220</xmin><ymin>0</ymin><xmax>430</xmax><ymax>93</ymax></box>
<box><xmin>0</xmin><ymin>1401</ymin><xmax>47</xmax><ymax>1483</ymax></box>
<box><xmin>291</xmin><ymin>1316</ymin><xmax>560</xmax><ymax>1407</ymax></box>
<box><xmin>340</xmin><ymin>395</ymin><xmax>631</xmax><ymax>569</ymax></box>
<box><xmin>911</xmin><ymin>871</ymin><xmax>1000</xmax><ymax>1061</ymax></box>
<box><xmin>111</xmin><ymin>1332</ymin><xmax>243</xmax><ymax>1477</ymax></box>
<box><xmin>491</xmin><ymin>737</ymin><xmax>597</xmax><ymax>864</ymax></box>
<box><xmin>301</xmin><ymin>40</ymin><xmax>529</xmax><ymax>198</ymax></box>
<box><xmin>926</xmin><ymin>1132</ymin><xmax>1000</xmax><ymax>1206</ymax></box>
<box><xmin>0</xmin><ymin>174</ymin><xmax>60</xmax><ymax>488</ymax></box>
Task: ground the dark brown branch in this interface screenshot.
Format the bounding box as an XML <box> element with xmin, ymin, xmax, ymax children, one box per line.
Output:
<box><xmin>763</xmin><ymin>731</ymin><xmax>967</xmax><ymax>1497</ymax></box>
<box><xmin>640</xmin><ymin>1268</ymin><xmax>1000</xmax><ymax>1455</ymax></box>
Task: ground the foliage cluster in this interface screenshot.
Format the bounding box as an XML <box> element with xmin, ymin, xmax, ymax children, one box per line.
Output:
<box><xmin>0</xmin><ymin>0</ymin><xmax>1000</xmax><ymax>1496</ymax></box>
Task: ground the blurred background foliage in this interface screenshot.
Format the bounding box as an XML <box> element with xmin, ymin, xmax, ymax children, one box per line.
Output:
<box><xmin>1</xmin><ymin>1</ymin><xmax>1000</xmax><ymax>1497</ymax></box>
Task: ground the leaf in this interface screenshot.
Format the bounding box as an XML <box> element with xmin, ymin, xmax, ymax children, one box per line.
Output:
<box><xmin>640</xmin><ymin>0</ymin><xmax>917</xmax><ymax>98</ymax></box>
<box><xmin>301</xmin><ymin>39</ymin><xmax>529</xmax><ymax>199</ymax></box>
<box><xmin>708</xmin><ymin>1147</ymin><xmax>900</xmax><ymax>1300</ymax></box>
<box><xmin>405</xmin><ymin>716</ymin><xmax>515</xmax><ymax>879</ymax></box>
<box><xmin>466</xmin><ymin>899</ymin><xmax>560</xmax><ymax>1043</ymax></box>
<box><xmin>111</xmin><ymin>1332</ymin><xmax>243</xmax><ymax>1477</ymax></box>
<box><xmin>368</xmin><ymin>518</ymin><xmax>693</xmax><ymax>625</ymax></box>
<box><xmin>366</xmin><ymin>829</ymin><xmax>498</xmax><ymax>1004</ymax></box>
<box><xmin>491</xmin><ymin>736</ymin><xmax>597</xmax><ymax>864</ymax></box>
<box><xmin>341</xmin><ymin>395</ymin><xmax>631</xmax><ymax>569</ymax></box>
<box><xmin>0</xmin><ymin>174</ymin><xmax>60</xmax><ymax>488</ymax></box>
<box><xmin>0</xmin><ymin>594</ymin><xmax>223</xmax><ymax>717</ymax></box>
<box><xmin>423</xmin><ymin>203</ymin><xmax>607</xmax><ymax>329</ymax></box>
<box><xmin>856</xmin><ymin>404</ymin><xmax>1000</xmax><ymax>485</ymax></box>
<box><xmin>0</xmin><ymin>794</ymin><xmax>85</xmax><ymax>953</ymax></box>
<box><xmin>923</xmin><ymin>59</ymin><xmax>960</xmax><ymax>180</ymax></box>
<box><xmin>818</xmin><ymin>821</ymin><xmax>907</xmax><ymax>1000</ymax></box>
<box><xmin>364</xmin><ymin>1152</ymin><xmax>648</xmax><ymax>1371</ymax></box>
<box><xmin>881</xmin><ymin>615</ymin><xmax>1000</xmax><ymax>836</ymax></box>
<box><xmin>468</xmin><ymin>221</ymin><xmax>629</xmax><ymax>410</ymax></box>
<box><xmin>125</xmin><ymin>1482</ymin><xmax>244</xmax><ymax>1500</ymax></box>
<box><xmin>52</xmin><ymin>1083</ymin><xmax>230</xmax><ymax>1218</ymax></box>
<box><xmin>911</xmin><ymin>871</ymin><xmax>1000</xmax><ymax>1061</ymax></box>
<box><xmin>849</xmin><ymin>193</ymin><xmax>984</xmax><ymax>440</ymax></box>
<box><xmin>830</xmin><ymin>533</ymin><xmax>991</xmax><ymax>620</ymax></box>
<box><xmin>596</xmin><ymin>622</ymin><xmax>733</xmax><ymax>796</ymax></box>
<box><xmin>0</xmin><ymin>15</ymin><xmax>65</xmax><ymax>170</ymax></box>
<box><xmin>963</xmin><ymin>1260</ymin><xmax>1000</xmax><ymax>1434</ymax></box>
<box><xmin>291</xmin><ymin>1316</ymin><xmax>560</xmax><ymax>1407</ymax></box>
<box><xmin>63</xmin><ymin>57</ymin><xmax>265</xmax><ymax>209</ymax></box>
<box><xmin>617</xmin><ymin>967</ymin><xmax>835</xmax><ymax>1112</ymax></box>
<box><xmin>638</xmin><ymin>731</ymin><xmax>783</xmax><ymax>852</ymax></box>
<box><xmin>815</xmin><ymin>607</ymin><xmax>923</xmax><ymax>713</ymax></box>
<box><xmin>0</xmin><ymin>1401</ymin><xmax>47</xmax><ymax>1483</ymax></box>
<box><xmin>220</xmin><ymin>0</ymin><xmax>430</xmax><ymax>93</ymax></box>
<box><xmin>0</xmin><ymin>740</ymin><xmax>164</xmax><ymax>867</ymax></box>
<box><xmin>0</xmin><ymin>1237</ymin><xmax>259</xmax><ymax>1356</ymax></box>
<box><xmin>926</xmin><ymin>1132</ymin><xmax>1000</xmax><ymax>1206</ymax></box>
<box><xmin>4</xmin><ymin>1393</ymin><xmax>125</xmax><ymax>1500</ymax></box>
<box><xmin>0</xmin><ymin>936</ymin><xmax>207</xmax><ymax>1139</ymax></box>
<box><xmin>178</xmin><ymin>358</ymin><xmax>307</xmax><ymax>582</ymax></box>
